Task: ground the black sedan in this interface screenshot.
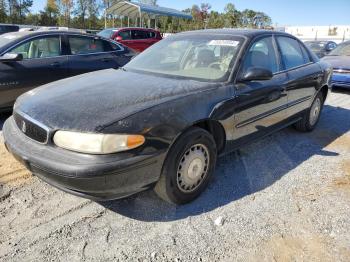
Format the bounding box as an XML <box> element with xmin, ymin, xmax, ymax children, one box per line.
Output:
<box><xmin>3</xmin><ymin>29</ymin><xmax>332</xmax><ymax>204</ymax></box>
<box><xmin>304</xmin><ymin>40</ymin><xmax>337</xmax><ymax>58</ymax></box>
<box><xmin>0</xmin><ymin>30</ymin><xmax>135</xmax><ymax>112</ymax></box>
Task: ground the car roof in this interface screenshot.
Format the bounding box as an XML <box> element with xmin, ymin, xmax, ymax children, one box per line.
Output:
<box><xmin>305</xmin><ymin>40</ymin><xmax>334</xmax><ymax>43</ymax></box>
<box><xmin>104</xmin><ymin>27</ymin><xmax>159</xmax><ymax>31</ymax></box>
<box><xmin>177</xmin><ymin>28</ymin><xmax>292</xmax><ymax>38</ymax></box>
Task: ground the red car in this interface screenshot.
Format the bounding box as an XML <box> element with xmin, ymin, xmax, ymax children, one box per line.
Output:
<box><xmin>98</xmin><ymin>27</ymin><xmax>162</xmax><ymax>52</ymax></box>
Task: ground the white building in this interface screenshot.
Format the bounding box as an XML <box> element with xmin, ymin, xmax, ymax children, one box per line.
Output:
<box><xmin>285</xmin><ymin>25</ymin><xmax>350</xmax><ymax>43</ymax></box>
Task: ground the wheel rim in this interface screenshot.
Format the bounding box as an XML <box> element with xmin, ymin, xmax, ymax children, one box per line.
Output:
<box><xmin>177</xmin><ymin>144</ymin><xmax>210</xmax><ymax>193</ymax></box>
<box><xmin>310</xmin><ymin>98</ymin><xmax>321</xmax><ymax>126</ymax></box>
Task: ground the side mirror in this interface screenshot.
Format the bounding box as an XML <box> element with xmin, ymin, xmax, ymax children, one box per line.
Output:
<box><xmin>0</xmin><ymin>53</ymin><xmax>23</xmax><ymax>62</ymax></box>
<box><xmin>241</xmin><ymin>67</ymin><xmax>273</xmax><ymax>81</ymax></box>
<box><xmin>326</xmin><ymin>45</ymin><xmax>336</xmax><ymax>52</ymax></box>
<box><xmin>116</xmin><ymin>36</ymin><xmax>123</xmax><ymax>41</ymax></box>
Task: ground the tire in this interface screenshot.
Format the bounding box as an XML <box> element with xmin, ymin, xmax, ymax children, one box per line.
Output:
<box><xmin>154</xmin><ymin>127</ymin><xmax>217</xmax><ymax>205</ymax></box>
<box><xmin>294</xmin><ymin>92</ymin><xmax>324</xmax><ymax>132</ymax></box>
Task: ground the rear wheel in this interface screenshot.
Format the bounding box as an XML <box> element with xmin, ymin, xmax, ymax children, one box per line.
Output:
<box><xmin>294</xmin><ymin>92</ymin><xmax>324</xmax><ymax>132</ymax></box>
<box><xmin>154</xmin><ymin>127</ymin><xmax>217</xmax><ymax>204</ymax></box>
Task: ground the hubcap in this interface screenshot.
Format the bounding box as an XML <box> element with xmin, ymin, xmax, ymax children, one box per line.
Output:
<box><xmin>310</xmin><ymin>98</ymin><xmax>321</xmax><ymax>126</ymax></box>
<box><xmin>177</xmin><ymin>144</ymin><xmax>210</xmax><ymax>193</ymax></box>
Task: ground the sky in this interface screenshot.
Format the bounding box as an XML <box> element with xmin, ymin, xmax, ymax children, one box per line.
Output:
<box><xmin>32</xmin><ymin>0</ymin><xmax>350</xmax><ymax>26</ymax></box>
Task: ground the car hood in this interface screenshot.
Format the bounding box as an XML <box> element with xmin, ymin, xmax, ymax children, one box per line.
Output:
<box><xmin>16</xmin><ymin>69</ymin><xmax>216</xmax><ymax>132</ymax></box>
<box><xmin>322</xmin><ymin>56</ymin><xmax>350</xmax><ymax>70</ymax></box>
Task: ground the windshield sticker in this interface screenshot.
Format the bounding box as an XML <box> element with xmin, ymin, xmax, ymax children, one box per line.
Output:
<box><xmin>208</xmin><ymin>40</ymin><xmax>239</xmax><ymax>47</ymax></box>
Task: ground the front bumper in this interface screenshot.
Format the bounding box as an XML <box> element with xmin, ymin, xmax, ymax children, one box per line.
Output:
<box><xmin>332</xmin><ymin>73</ymin><xmax>350</xmax><ymax>89</ymax></box>
<box><xmin>3</xmin><ymin>117</ymin><xmax>166</xmax><ymax>201</ymax></box>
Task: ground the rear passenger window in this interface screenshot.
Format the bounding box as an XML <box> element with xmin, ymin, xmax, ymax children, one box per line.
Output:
<box><xmin>241</xmin><ymin>36</ymin><xmax>279</xmax><ymax>74</ymax></box>
<box><xmin>132</xmin><ymin>30</ymin><xmax>149</xmax><ymax>40</ymax></box>
<box><xmin>104</xmin><ymin>40</ymin><xmax>122</xmax><ymax>51</ymax></box>
<box><xmin>277</xmin><ymin>36</ymin><xmax>306</xmax><ymax>70</ymax></box>
<box><xmin>69</xmin><ymin>36</ymin><xmax>104</xmax><ymax>55</ymax></box>
<box><xmin>300</xmin><ymin>44</ymin><xmax>311</xmax><ymax>63</ymax></box>
<box><xmin>148</xmin><ymin>31</ymin><xmax>156</xmax><ymax>38</ymax></box>
<box><xmin>118</xmin><ymin>30</ymin><xmax>131</xmax><ymax>40</ymax></box>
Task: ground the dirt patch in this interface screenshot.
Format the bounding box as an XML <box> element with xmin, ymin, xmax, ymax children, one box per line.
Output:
<box><xmin>332</xmin><ymin>160</ymin><xmax>350</xmax><ymax>194</ymax></box>
<box><xmin>252</xmin><ymin>235</ymin><xmax>337</xmax><ymax>262</ymax></box>
<box><xmin>326</xmin><ymin>134</ymin><xmax>350</xmax><ymax>151</ymax></box>
<box><xmin>0</xmin><ymin>143</ymin><xmax>32</xmax><ymax>188</ymax></box>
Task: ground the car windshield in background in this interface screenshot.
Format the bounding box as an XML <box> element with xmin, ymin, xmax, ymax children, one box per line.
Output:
<box><xmin>305</xmin><ymin>42</ymin><xmax>325</xmax><ymax>52</ymax></box>
<box><xmin>97</xmin><ymin>29</ymin><xmax>115</xmax><ymax>39</ymax></box>
<box><xmin>328</xmin><ymin>42</ymin><xmax>350</xmax><ymax>56</ymax></box>
<box><xmin>0</xmin><ymin>33</ymin><xmax>22</xmax><ymax>48</ymax></box>
<box><xmin>124</xmin><ymin>35</ymin><xmax>244</xmax><ymax>82</ymax></box>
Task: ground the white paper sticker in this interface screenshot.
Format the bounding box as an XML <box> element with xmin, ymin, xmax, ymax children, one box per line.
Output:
<box><xmin>208</xmin><ymin>40</ymin><xmax>239</xmax><ymax>47</ymax></box>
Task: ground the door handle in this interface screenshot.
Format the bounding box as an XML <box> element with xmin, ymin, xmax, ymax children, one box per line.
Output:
<box><xmin>101</xmin><ymin>58</ymin><xmax>112</xmax><ymax>62</ymax></box>
<box><xmin>50</xmin><ymin>62</ymin><xmax>60</xmax><ymax>67</ymax></box>
<box><xmin>313</xmin><ymin>74</ymin><xmax>321</xmax><ymax>80</ymax></box>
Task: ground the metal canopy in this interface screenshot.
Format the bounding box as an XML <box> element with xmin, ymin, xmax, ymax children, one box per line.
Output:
<box><xmin>107</xmin><ymin>1</ymin><xmax>192</xmax><ymax>20</ymax></box>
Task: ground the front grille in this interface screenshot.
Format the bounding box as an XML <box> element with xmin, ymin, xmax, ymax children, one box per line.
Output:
<box><xmin>14</xmin><ymin>112</ymin><xmax>49</xmax><ymax>144</ymax></box>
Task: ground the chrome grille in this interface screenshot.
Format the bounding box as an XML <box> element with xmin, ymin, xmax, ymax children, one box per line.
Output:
<box><xmin>14</xmin><ymin>112</ymin><xmax>49</xmax><ymax>144</ymax></box>
<box><xmin>333</xmin><ymin>68</ymin><xmax>350</xmax><ymax>74</ymax></box>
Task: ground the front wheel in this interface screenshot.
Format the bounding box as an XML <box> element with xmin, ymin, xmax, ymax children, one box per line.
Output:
<box><xmin>294</xmin><ymin>92</ymin><xmax>324</xmax><ymax>132</ymax></box>
<box><xmin>154</xmin><ymin>127</ymin><xmax>217</xmax><ymax>204</ymax></box>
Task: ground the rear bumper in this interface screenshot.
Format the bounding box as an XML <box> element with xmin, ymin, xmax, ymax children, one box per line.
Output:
<box><xmin>3</xmin><ymin>117</ymin><xmax>166</xmax><ymax>201</ymax></box>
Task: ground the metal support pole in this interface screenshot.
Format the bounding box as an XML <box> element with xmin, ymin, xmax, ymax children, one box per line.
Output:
<box><xmin>140</xmin><ymin>11</ymin><xmax>142</xmax><ymax>27</ymax></box>
<box><xmin>128</xmin><ymin>16</ymin><xmax>130</xmax><ymax>27</ymax></box>
<box><xmin>104</xmin><ymin>9</ymin><xmax>107</xmax><ymax>29</ymax></box>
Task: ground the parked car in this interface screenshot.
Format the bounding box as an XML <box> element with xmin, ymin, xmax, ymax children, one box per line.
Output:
<box><xmin>0</xmin><ymin>24</ymin><xmax>19</xmax><ymax>35</ymax></box>
<box><xmin>305</xmin><ymin>40</ymin><xmax>337</xmax><ymax>58</ymax></box>
<box><xmin>98</xmin><ymin>27</ymin><xmax>162</xmax><ymax>52</ymax></box>
<box><xmin>3</xmin><ymin>29</ymin><xmax>331</xmax><ymax>204</ymax></box>
<box><xmin>0</xmin><ymin>30</ymin><xmax>136</xmax><ymax>112</ymax></box>
<box><xmin>322</xmin><ymin>40</ymin><xmax>350</xmax><ymax>89</ymax></box>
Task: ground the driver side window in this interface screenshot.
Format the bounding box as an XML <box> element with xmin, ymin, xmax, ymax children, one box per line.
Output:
<box><xmin>9</xmin><ymin>36</ymin><xmax>61</xmax><ymax>59</ymax></box>
<box><xmin>241</xmin><ymin>36</ymin><xmax>279</xmax><ymax>75</ymax></box>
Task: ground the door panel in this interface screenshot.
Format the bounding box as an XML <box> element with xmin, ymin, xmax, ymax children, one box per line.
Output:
<box><xmin>276</xmin><ymin>36</ymin><xmax>322</xmax><ymax>117</ymax></box>
<box><xmin>67</xmin><ymin>35</ymin><xmax>121</xmax><ymax>75</ymax></box>
<box><xmin>229</xmin><ymin>73</ymin><xmax>288</xmax><ymax>142</ymax></box>
<box><xmin>223</xmin><ymin>36</ymin><xmax>289</xmax><ymax>146</ymax></box>
<box><xmin>285</xmin><ymin>63</ymin><xmax>322</xmax><ymax>117</ymax></box>
<box><xmin>0</xmin><ymin>35</ymin><xmax>69</xmax><ymax>109</ymax></box>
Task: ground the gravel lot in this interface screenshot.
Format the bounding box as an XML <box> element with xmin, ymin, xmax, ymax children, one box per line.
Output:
<box><xmin>1</xmin><ymin>90</ymin><xmax>350</xmax><ymax>262</ymax></box>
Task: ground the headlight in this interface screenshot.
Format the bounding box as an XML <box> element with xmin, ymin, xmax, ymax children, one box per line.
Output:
<box><xmin>53</xmin><ymin>131</ymin><xmax>145</xmax><ymax>154</ymax></box>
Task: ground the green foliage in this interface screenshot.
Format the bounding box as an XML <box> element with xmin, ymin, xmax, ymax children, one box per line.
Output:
<box><xmin>0</xmin><ymin>0</ymin><xmax>272</xmax><ymax>32</ymax></box>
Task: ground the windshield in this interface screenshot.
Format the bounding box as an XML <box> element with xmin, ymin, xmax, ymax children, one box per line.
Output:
<box><xmin>124</xmin><ymin>34</ymin><xmax>244</xmax><ymax>82</ymax></box>
<box><xmin>328</xmin><ymin>42</ymin><xmax>350</xmax><ymax>56</ymax></box>
<box><xmin>305</xmin><ymin>41</ymin><xmax>325</xmax><ymax>52</ymax></box>
<box><xmin>0</xmin><ymin>33</ymin><xmax>22</xmax><ymax>48</ymax></box>
<box><xmin>97</xmin><ymin>29</ymin><xmax>115</xmax><ymax>39</ymax></box>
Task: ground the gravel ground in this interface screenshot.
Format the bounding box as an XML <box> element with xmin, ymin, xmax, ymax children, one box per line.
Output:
<box><xmin>1</xmin><ymin>90</ymin><xmax>350</xmax><ymax>262</ymax></box>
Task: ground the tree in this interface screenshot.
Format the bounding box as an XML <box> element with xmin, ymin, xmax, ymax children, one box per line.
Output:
<box><xmin>40</xmin><ymin>0</ymin><xmax>59</xmax><ymax>25</ymax></box>
<box><xmin>224</xmin><ymin>3</ymin><xmax>241</xmax><ymax>28</ymax></box>
<box><xmin>86</xmin><ymin>0</ymin><xmax>101</xmax><ymax>29</ymax></box>
<box><xmin>58</xmin><ymin>0</ymin><xmax>73</xmax><ymax>26</ymax></box>
<box><xmin>0</xmin><ymin>0</ymin><xmax>7</xmax><ymax>22</ymax></box>
<box><xmin>17</xmin><ymin>0</ymin><xmax>33</xmax><ymax>23</ymax></box>
<box><xmin>74</xmin><ymin>0</ymin><xmax>89</xmax><ymax>27</ymax></box>
<box><xmin>200</xmin><ymin>3</ymin><xmax>211</xmax><ymax>29</ymax></box>
<box><xmin>241</xmin><ymin>9</ymin><xmax>257</xmax><ymax>28</ymax></box>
